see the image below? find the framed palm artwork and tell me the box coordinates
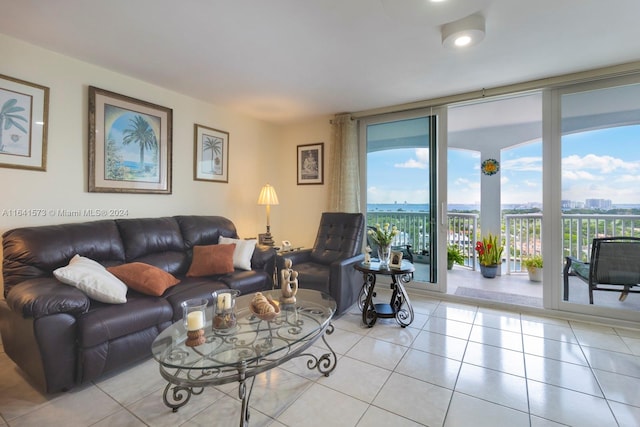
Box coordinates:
[193,124,229,183]
[0,74,49,171]
[88,86,173,194]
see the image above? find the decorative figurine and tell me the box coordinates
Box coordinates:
[280,258,299,304]
[364,245,372,265]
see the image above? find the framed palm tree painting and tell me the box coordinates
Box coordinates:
[0,74,49,171]
[88,86,172,193]
[194,124,229,183]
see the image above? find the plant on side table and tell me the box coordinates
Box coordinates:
[475,233,504,278]
[522,254,543,282]
[367,223,399,268]
[447,244,465,270]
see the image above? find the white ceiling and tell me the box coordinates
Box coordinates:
[3,0,640,124]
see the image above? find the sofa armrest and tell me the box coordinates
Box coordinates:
[278,249,312,267]
[6,278,90,319]
[251,245,276,268]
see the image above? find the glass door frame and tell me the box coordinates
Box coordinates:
[551,73,640,321]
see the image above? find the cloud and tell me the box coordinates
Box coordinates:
[394,148,428,169]
[501,156,541,172]
[562,154,639,173]
[562,170,602,181]
[395,158,427,169]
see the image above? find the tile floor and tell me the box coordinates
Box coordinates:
[2,288,640,426]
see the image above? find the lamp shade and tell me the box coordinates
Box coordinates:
[257,184,279,205]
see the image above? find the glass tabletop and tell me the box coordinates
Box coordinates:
[354,259,415,275]
[151,289,336,372]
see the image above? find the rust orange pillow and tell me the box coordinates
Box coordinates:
[186,244,236,277]
[107,262,180,296]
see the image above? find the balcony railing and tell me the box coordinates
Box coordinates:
[367,210,640,274]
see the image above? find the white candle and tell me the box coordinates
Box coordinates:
[217,294,225,311]
[186,310,204,330]
[224,294,232,310]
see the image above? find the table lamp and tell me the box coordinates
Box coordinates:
[257,184,279,246]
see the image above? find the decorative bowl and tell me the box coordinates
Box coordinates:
[250,295,281,321]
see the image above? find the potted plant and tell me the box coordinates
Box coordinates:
[522,254,543,282]
[475,233,504,278]
[447,244,465,270]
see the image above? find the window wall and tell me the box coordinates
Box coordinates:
[358,71,640,322]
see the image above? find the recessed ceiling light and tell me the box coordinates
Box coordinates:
[442,13,486,48]
[454,35,472,46]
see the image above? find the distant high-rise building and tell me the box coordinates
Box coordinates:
[585,199,612,210]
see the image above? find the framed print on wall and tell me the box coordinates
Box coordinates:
[0,74,49,171]
[194,124,229,183]
[88,86,172,194]
[297,142,324,185]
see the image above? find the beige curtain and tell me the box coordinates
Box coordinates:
[329,113,360,212]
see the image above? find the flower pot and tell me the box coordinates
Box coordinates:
[480,264,499,278]
[527,267,543,282]
[447,259,454,270]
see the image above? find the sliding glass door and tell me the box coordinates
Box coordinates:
[361,112,437,284]
[558,76,640,318]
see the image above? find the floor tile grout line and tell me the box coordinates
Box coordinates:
[518,313,534,426]
[441,307,476,425]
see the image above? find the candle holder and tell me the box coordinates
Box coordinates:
[181,298,208,347]
[212,289,240,330]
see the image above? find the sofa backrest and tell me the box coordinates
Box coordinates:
[2,220,126,296]
[115,217,187,275]
[2,215,241,297]
[175,215,239,249]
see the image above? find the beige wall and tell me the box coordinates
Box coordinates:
[0,34,334,290]
[273,117,333,249]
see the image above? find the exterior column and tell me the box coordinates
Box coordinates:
[480,152,502,274]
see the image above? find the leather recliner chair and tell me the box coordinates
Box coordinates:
[277,212,365,314]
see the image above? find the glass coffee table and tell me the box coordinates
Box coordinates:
[151,289,337,427]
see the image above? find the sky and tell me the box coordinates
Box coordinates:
[367,124,640,207]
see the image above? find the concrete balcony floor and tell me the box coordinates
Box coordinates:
[409,263,640,312]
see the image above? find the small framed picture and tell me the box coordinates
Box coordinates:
[390,251,403,269]
[0,74,49,171]
[88,86,172,194]
[297,142,324,185]
[194,124,229,183]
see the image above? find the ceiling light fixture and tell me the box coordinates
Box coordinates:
[441,13,485,49]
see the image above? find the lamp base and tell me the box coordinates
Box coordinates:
[259,232,275,246]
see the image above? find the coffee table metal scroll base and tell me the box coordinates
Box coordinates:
[159,321,337,427]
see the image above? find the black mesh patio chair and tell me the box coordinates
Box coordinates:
[563,237,640,304]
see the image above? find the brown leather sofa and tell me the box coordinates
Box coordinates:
[0,215,275,393]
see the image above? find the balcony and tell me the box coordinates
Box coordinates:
[366,210,640,310]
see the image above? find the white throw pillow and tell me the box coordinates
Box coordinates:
[54,255,128,304]
[218,237,257,270]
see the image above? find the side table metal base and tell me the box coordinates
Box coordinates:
[358,270,414,328]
